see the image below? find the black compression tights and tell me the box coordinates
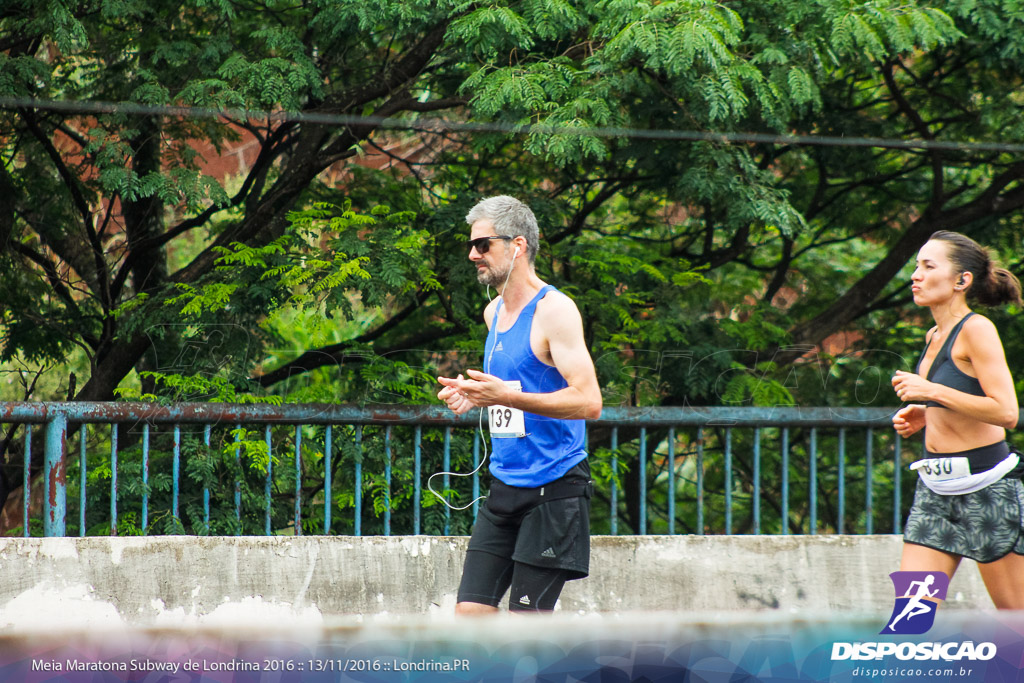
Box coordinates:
[457,550,570,612]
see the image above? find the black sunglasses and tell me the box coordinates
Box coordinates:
[464,235,514,254]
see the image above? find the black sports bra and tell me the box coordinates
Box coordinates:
[915,312,985,407]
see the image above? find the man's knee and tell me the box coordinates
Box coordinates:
[455,601,500,616]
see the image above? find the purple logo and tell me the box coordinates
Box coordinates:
[881,571,949,635]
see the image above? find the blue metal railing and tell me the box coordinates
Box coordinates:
[0,402,917,537]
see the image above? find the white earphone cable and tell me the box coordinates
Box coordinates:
[428,242,520,511]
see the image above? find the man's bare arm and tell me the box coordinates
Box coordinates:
[438,293,601,420]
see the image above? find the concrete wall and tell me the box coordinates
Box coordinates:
[0,535,992,629]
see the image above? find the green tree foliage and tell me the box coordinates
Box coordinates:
[2,0,1024,535]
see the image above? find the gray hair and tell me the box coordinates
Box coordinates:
[465,195,539,263]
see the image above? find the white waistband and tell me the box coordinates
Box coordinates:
[910,453,1019,495]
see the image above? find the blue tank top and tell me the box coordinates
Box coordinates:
[916,312,986,408]
[484,284,587,487]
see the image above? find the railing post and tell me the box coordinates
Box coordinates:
[696,427,705,535]
[610,427,619,535]
[22,426,32,537]
[893,435,902,534]
[43,413,67,537]
[639,428,647,535]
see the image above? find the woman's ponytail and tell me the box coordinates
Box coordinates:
[930,230,1022,307]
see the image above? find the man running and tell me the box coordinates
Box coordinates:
[438,195,602,614]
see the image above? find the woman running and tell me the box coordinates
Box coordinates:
[891,230,1024,608]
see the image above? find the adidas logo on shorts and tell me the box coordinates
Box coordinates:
[541,547,556,558]
[519,595,531,606]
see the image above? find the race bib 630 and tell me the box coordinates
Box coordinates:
[910,456,972,482]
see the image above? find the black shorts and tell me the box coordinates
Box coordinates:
[466,460,592,578]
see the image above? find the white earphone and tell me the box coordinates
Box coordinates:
[431,239,525,511]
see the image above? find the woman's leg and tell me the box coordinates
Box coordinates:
[899,542,961,579]
[976,553,1024,609]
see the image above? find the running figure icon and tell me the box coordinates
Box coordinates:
[888,574,939,630]
[882,570,949,635]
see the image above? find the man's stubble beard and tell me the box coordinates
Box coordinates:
[477,262,510,287]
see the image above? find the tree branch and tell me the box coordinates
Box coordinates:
[9,242,83,317]
[548,180,628,245]
[252,289,437,387]
[883,59,944,205]
[171,19,454,287]
[777,164,1024,365]
[20,110,112,311]
[762,236,794,304]
[109,121,298,302]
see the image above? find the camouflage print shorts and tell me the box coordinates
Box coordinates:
[904,477,1024,563]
